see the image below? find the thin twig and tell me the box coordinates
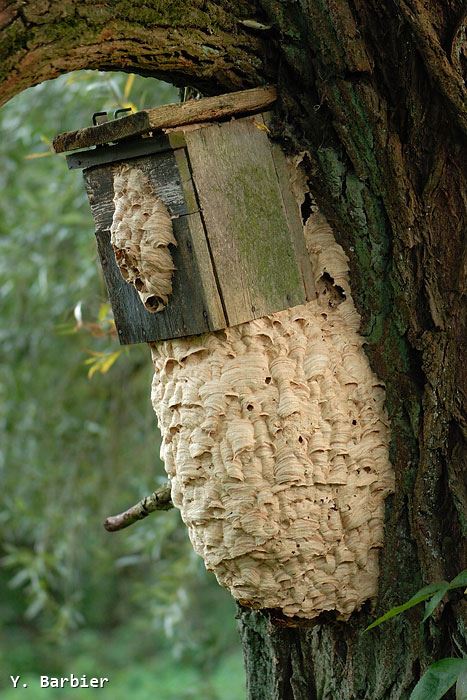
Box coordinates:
[104,483,173,532]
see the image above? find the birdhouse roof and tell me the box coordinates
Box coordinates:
[52,85,277,154]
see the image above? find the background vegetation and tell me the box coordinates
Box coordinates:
[0,71,244,699]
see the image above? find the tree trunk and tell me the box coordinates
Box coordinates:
[1,2,465,698]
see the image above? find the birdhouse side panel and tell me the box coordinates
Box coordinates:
[85,165,171,345]
[183,117,313,326]
[266,140,316,301]
[170,145,227,332]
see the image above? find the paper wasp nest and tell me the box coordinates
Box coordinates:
[110,164,176,312]
[150,197,394,620]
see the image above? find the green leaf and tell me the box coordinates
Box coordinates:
[25,592,48,620]
[449,569,467,590]
[9,568,31,589]
[406,582,449,604]
[85,350,122,378]
[423,584,450,622]
[98,302,111,322]
[457,664,467,700]
[54,322,78,335]
[365,582,446,631]
[123,74,135,100]
[410,658,467,700]
[24,151,52,160]
[99,350,121,374]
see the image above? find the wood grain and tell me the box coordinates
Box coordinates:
[183,116,308,326]
[171,141,227,331]
[53,86,277,153]
[66,132,172,170]
[53,111,150,154]
[260,114,316,301]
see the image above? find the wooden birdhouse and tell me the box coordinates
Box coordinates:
[53,87,316,344]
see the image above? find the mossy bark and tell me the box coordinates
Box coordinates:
[1,1,465,698]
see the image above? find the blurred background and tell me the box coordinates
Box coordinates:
[0,72,244,699]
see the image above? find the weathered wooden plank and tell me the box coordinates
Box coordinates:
[183,116,307,326]
[179,211,227,331]
[53,86,277,154]
[259,114,316,301]
[66,132,172,170]
[139,152,187,216]
[94,228,172,345]
[146,86,276,133]
[171,143,226,331]
[53,111,150,154]
[84,159,214,344]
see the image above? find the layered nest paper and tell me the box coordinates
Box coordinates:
[149,188,393,619]
[111,163,176,313]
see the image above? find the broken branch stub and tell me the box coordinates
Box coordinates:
[104,483,173,532]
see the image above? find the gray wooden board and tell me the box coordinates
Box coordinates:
[53,86,277,153]
[54,111,150,154]
[183,116,308,326]
[84,156,216,344]
[266,156,316,300]
[170,143,227,330]
[66,133,173,170]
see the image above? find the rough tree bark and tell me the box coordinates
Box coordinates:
[1,2,465,698]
